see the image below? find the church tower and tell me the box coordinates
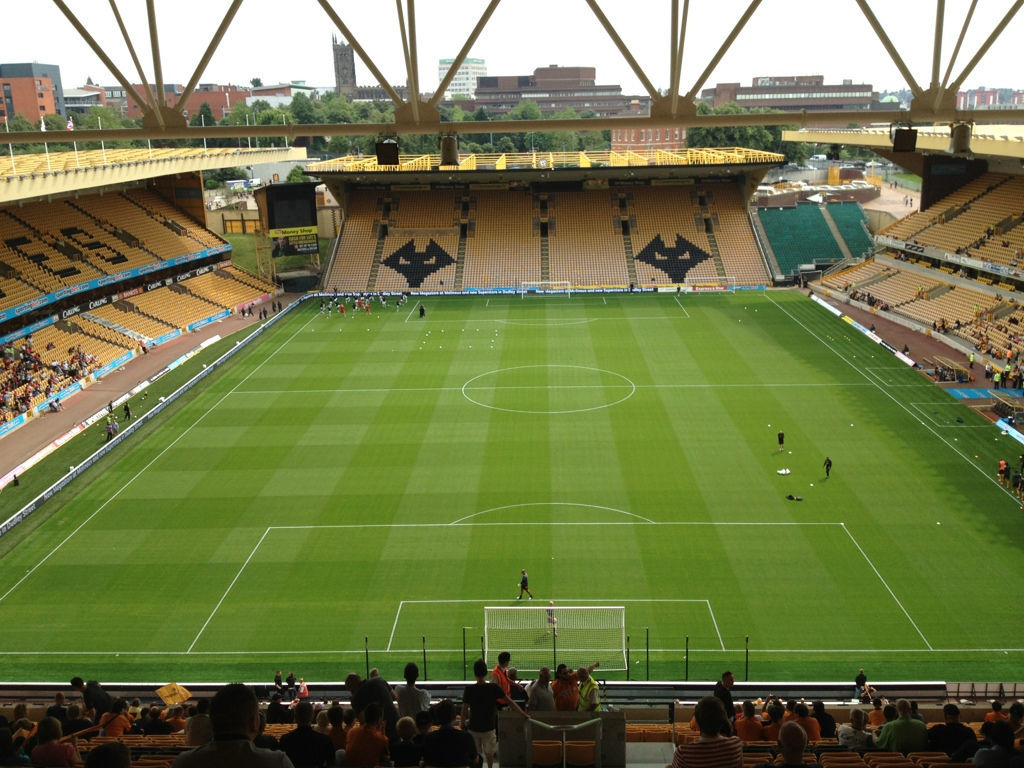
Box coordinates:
[333,36,357,99]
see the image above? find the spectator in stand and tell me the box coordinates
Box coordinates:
[422,698,479,768]
[490,651,512,705]
[171,683,293,767]
[734,701,764,742]
[973,720,1018,768]
[84,742,131,768]
[507,669,529,708]
[927,704,976,756]
[164,706,186,732]
[868,698,887,728]
[1009,702,1024,745]
[313,710,331,735]
[812,701,836,739]
[325,706,346,762]
[342,702,389,768]
[138,706,174,735]
[279,701,334,768]
[526,667,555,713]
[98,699,133,737]
[462,658,527,768]
[909,701,925,723]
[46,693,68,730]
[793,702,821,741]
[882,704,898,725]
[64,704,97,740]
[70,677,112,720]
[413,710,433,745]
[761,702,786,742]
[837,708,874,751]
[266,694,293,725]
[713,672,736,726]
[391,716,422,768]
[671,696,742,768]
[875,699,928,754]
[395,662,431,718]
[985,701,1010,723]
[576,665,601,713]
[29,717,78,767]
[552,662,599,712]
[253,712,279,752]
[184,699,212,747]
[345,672,399,743]
[768,722,819,768]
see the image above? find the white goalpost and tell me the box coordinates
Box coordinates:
[520,280,572,298]
[484,605,626,671]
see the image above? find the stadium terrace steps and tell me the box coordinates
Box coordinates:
[825,202,874,259]
[819,205,855,261]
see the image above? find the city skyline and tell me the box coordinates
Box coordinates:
[4,0,1022,103]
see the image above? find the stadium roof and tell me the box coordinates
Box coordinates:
[782,125,1024,160]
[0,146,306,204]
[4,1,1023,145]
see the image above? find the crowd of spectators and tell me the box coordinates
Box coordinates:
[2,669,1023,768]
[1,337,99,423]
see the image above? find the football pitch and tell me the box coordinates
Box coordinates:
[1,291,1021,684]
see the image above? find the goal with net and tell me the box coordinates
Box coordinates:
[484,605,626,671]
[520,280,572,298]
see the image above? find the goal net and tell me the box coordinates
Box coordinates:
[682,275,737,293]
[484,605,626,671]
[520,280,572,298]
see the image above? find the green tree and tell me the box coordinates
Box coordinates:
[286,165,310,183]
[250,77,263,88]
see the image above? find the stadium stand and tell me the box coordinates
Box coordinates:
[629,186,719,285]
[707,184,771,285]
[826,202,875,258]
[375,190,461,291]
[462,189,541,288]
[758,204,845,274]
[547,190,630,287]
[323,192,380,292]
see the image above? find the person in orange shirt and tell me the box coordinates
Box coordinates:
[552,662,599,712]
[490,652,512,705]
[734,701,764,742]
[761,702,785,742]
[343,702,390,767]
[985,701,1009,723]
[163,705,186,732]
[868,697,888,728]
[99,698,134,737]
[792,702,821,741]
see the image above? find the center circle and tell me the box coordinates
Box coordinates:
[461,364,636,414]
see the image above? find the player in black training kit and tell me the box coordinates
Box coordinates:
[517,569,533,600]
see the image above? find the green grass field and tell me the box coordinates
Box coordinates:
[1,291,1021,684]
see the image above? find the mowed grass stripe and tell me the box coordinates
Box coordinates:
[0,293,1021,681]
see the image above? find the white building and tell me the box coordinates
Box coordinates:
[438,57,486,100]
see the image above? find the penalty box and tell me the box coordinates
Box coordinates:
[185,522,923,656]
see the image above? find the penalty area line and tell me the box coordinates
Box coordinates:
[673,294,690,317]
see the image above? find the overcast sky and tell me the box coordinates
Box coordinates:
[7,0,1024,98]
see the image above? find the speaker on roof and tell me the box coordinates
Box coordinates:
[440,135,459,166]
[948,123,972,156]
[375,141,399,166]
[892,128,918,152]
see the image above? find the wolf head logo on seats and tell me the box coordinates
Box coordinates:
[382,239,456,288]
[633,234,714,283]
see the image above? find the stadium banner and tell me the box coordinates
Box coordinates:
[0,244,232,324]
[269,227,319,256]
[810,293,844,317]
[0,413,27,440]
[37,380,84,415]
[681,284,728,293]
[151,329,182,348]
[996,418,1024,447]
[188,309,230,333]
[813,293,916,366]
[0,314,57,346]
[93,351,135,380]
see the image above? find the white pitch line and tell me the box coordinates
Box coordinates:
[387,600,406,651]
[404,302,419,323]
[673,294,690,317]
[232,382,874,396]
[766,294,1017,501]
[841,523,933,651]
[705,600,725,651]
[187,527,272,653]
[0,313,319,606]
